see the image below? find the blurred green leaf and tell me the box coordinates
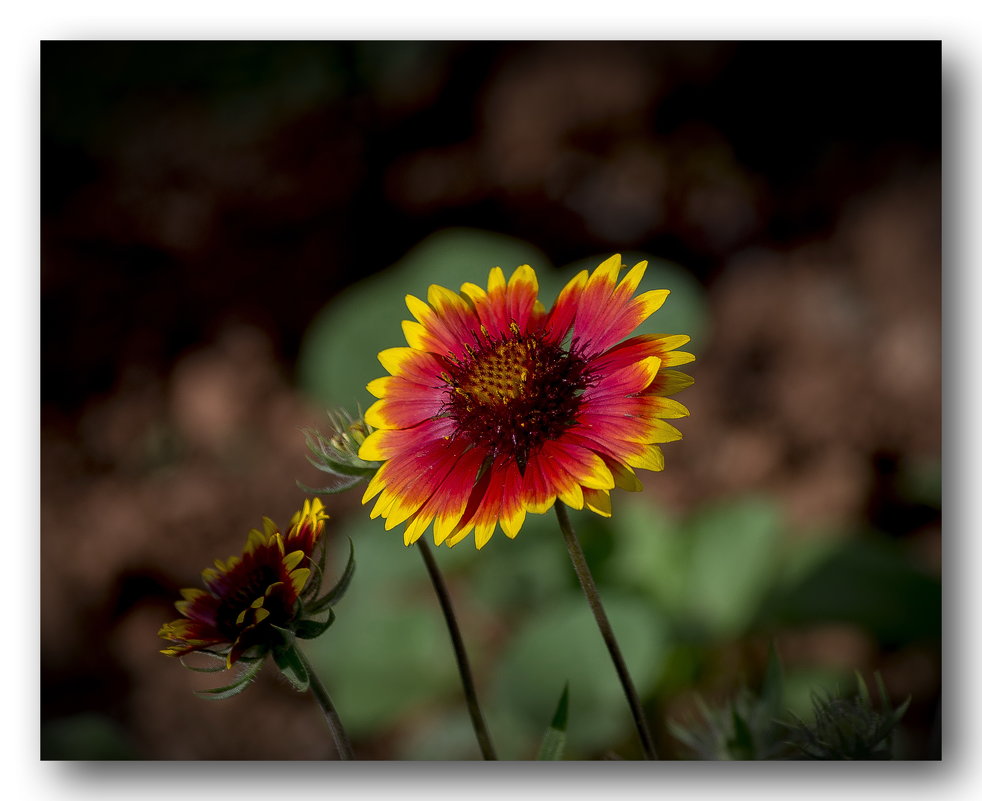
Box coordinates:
[536,683,570,760]
[781,667,852,722]
[609,494,781,640]
[686,496,781,638]
[669,679,794,761]
[727,705,756,759]
[397,709,489,760]
[492,591,668,757]
[463,511,572,613]
[760,642,784,720]
[607,497,689,612]
[304,517,459,736]
[297,228,552,408]
[773,536,941,645]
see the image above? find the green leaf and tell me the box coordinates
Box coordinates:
[300,526,333,602]
[760,642,785,719]
[493,592,668,756]
[536,683,570,760]
[295,476,365,496]
[273,645,310,692]
[775,536,942,645]
[686,496,781,638]
[303,439,379,478]
[856,671,872,707]
[179,650,232,673]
[727,706,755,760]
[307,537,356,613]
[294,608,336,640]
[873,671,911,728]
[194,656,265,701]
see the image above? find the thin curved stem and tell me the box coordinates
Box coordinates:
[293,645,355,760]
[417,538,498,760]
[555,502,658,760]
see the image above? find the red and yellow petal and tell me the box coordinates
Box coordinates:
[377,347,446,385]
[590,334,695,374]
[566,257,671,357]
[358,416,456,462]
[461,265,542,339]
[497,459,528,539]
[372,439,472,530]
[545,269,588,344]
[583,487,613,517]
[431,448,487,544]
[365,394,445,430]
[444,455,507,548]
[647,369,694,397]
[582,356,661,402]
[400,447,487,545]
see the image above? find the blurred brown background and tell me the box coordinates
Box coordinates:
[40,41,940,760]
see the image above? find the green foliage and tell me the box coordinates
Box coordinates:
[178,649,233,672]
[461,511,573,612]
[299,411,380,495]
[536,683,570,760]
[305,538,356,614]
[193,656,265,701]
[670,646,790,760]
[772,536,941,645]
[491,591,668,757]
[272,644,310,692]
[293,608,336,640]
[670,655,910,761]
[609,494,781,640]
[303,522,462,738]
[783,673,910,760]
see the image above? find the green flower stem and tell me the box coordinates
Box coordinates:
[417,538,498,760]
[292,645,355,760]
[555,501,658,760]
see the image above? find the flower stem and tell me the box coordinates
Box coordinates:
[555,501,658,760]
[292,645,355,760]
[417,538,498,760]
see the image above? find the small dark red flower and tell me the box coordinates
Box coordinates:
[159,499,331,668]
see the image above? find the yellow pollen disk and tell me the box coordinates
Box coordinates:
[455,338,534,407]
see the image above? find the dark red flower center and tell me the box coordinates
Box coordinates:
[212,561,293,638]
[440,324,592,471]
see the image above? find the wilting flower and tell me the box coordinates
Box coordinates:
[159,498,352,677]
[358,255,694,548]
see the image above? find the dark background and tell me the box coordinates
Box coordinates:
[41,41,940,760]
